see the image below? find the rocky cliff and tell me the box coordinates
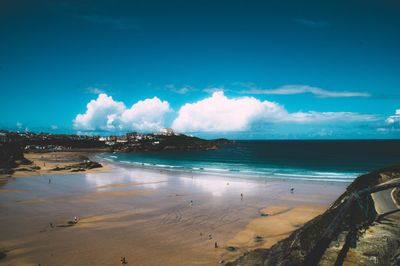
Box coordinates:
[227,164,400,266]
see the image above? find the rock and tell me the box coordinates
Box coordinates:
[226,246,238,252]
[70,168,84,172]
[16,158,33,165]
[227,164,400,266]
[0,250,5,260]
[254,236,264,243]
[52,160,102,172]
[14,168,33,172]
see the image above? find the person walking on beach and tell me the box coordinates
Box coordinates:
[240,193,243,200]
[48,178,51,184]
[215,241,218,248]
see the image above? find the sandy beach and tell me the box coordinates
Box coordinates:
[7,151,111,178]
[0,152,348,265]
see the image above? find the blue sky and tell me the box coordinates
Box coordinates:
[0,0,400,139]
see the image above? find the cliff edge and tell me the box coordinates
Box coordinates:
[227,164,400,266]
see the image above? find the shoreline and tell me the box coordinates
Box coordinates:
[0,152,347,265]
[95,153,358,186]
[3,149,358,186]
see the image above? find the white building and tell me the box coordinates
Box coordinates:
[158,128,175,136]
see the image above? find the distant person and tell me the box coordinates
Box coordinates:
[215,241,218,248]
[241,193,243,200]
[209,234,212,240]
[189,200,193,207]
[74,216,78,223]
[290,188,294,193]
[48,179,51,184]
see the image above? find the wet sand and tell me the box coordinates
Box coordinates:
[0,160,347,265]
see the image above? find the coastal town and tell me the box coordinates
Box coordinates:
[0,128,229,151]
[0,128,230,175]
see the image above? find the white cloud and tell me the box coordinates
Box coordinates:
[120,97,171,131]
[203,87,225,94]
[172,91,285,132]
[386,109,400,125]
[73,94,126,131]
[74,91,378,134]
[166,84,194,94]
[242,84,370,98]
[73,93,171,132]
[87,87,105,94]
[287,111,376,123]
[172,91,377,132]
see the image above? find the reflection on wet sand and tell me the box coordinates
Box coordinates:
[0,163,347,266]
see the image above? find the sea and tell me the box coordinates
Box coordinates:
[98,140,400,183]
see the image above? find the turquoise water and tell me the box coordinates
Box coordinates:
[98,140,400,183]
